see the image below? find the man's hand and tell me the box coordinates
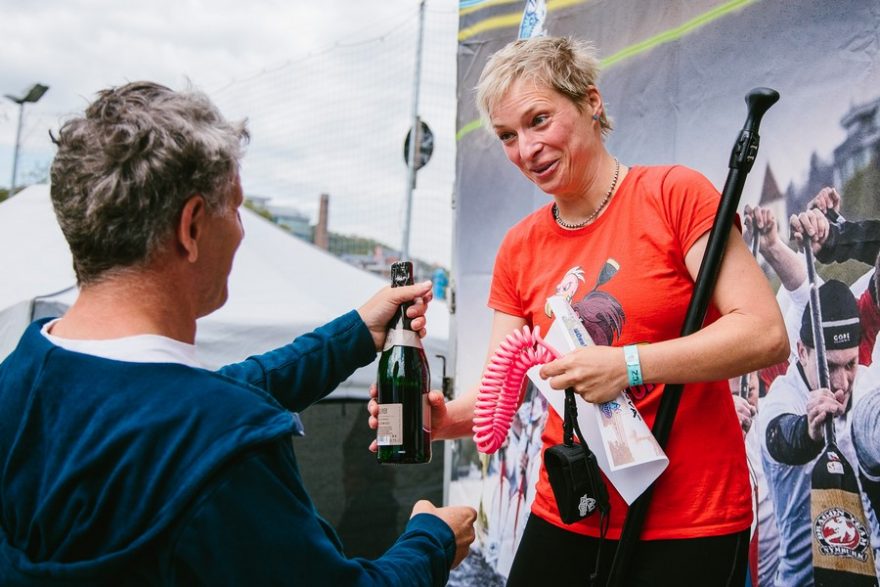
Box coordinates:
[790,208,831,253]
[731,393,756,435]
[367,385,449,451]
[807,186,841,216]
[743,204,780,254]
[410,500,477,569]
[357,281,433,351]
[806,387,846,442]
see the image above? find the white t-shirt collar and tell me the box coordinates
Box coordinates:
[41,319,203,368]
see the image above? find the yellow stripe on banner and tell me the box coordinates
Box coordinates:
[602,0,758,67]
[460,0,523,18]
[456,119,484,142]
[458,12,523,41]
[457,0,760,140]
[458,0,587,42]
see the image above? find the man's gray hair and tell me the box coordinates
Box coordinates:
[50,81,249,285]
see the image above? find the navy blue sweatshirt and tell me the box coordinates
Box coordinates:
[0,311,454,586]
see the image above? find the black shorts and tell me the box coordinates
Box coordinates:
[506,514,749,587]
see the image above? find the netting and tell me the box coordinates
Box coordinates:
[211,2,457,267]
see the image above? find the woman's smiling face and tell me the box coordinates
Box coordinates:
[490,78,601,198]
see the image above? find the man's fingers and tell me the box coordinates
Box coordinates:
[406,293,432,317]
[411,499,435,517]
[408,316,427,334]
[390,281,432,305]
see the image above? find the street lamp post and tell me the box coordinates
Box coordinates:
[5,83,49,196]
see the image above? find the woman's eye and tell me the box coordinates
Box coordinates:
[532,114,548,126]
[498,132,515,143]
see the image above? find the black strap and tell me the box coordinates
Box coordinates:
[562,387,577,446]
[563,387,610,585]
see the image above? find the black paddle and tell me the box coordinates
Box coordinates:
[606,87,779,586]
[805,245,877,586]
[740,229,761,399]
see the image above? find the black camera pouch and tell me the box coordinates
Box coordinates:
[544,388,610,525]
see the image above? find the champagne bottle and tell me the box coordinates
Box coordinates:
[376,261,431,464]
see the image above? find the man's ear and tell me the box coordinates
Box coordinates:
[796,340,810,367]
[178,194,207,263]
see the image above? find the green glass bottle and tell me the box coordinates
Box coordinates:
[376,261,431,464]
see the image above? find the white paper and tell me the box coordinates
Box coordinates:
[529,296,668,504]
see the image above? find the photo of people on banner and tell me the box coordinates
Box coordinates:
[456,114,880,587]
[745,185,880,586]
[447,1,880,586]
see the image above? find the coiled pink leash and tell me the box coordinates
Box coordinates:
[473,325,561,454]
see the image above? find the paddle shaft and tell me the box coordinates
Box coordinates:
[606,87,779,586]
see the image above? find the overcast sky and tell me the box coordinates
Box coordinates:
[0,0,459,265]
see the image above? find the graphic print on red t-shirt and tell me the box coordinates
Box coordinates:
[546,261,657,400]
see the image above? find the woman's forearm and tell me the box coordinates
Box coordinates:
[435,387,478,440]
[636,308,789,385]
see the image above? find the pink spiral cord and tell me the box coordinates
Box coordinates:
[472,325,562,454]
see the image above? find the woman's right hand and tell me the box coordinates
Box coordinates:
[367,384,452,452]
[538,344,630,405]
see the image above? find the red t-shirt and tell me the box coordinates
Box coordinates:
[488,165,751,540]
[859,286,879,366]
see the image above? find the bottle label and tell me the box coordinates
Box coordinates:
[383,323,423,351]
[377,403,403,446]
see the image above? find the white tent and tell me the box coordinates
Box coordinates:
[0,184,449,397]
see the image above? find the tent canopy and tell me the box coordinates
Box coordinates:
[0,184,449,397]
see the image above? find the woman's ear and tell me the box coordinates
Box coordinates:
[177,194,206,263]
[587,86,603,120]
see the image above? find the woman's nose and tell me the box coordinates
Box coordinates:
[519,133,541,160]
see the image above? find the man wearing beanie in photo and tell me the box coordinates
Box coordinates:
[757,279,873,586]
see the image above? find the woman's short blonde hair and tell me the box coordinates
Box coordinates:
[476,36,613,135]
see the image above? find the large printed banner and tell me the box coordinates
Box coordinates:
[449,1,880,585]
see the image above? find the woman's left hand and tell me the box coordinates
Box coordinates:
[538,345,629,404]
